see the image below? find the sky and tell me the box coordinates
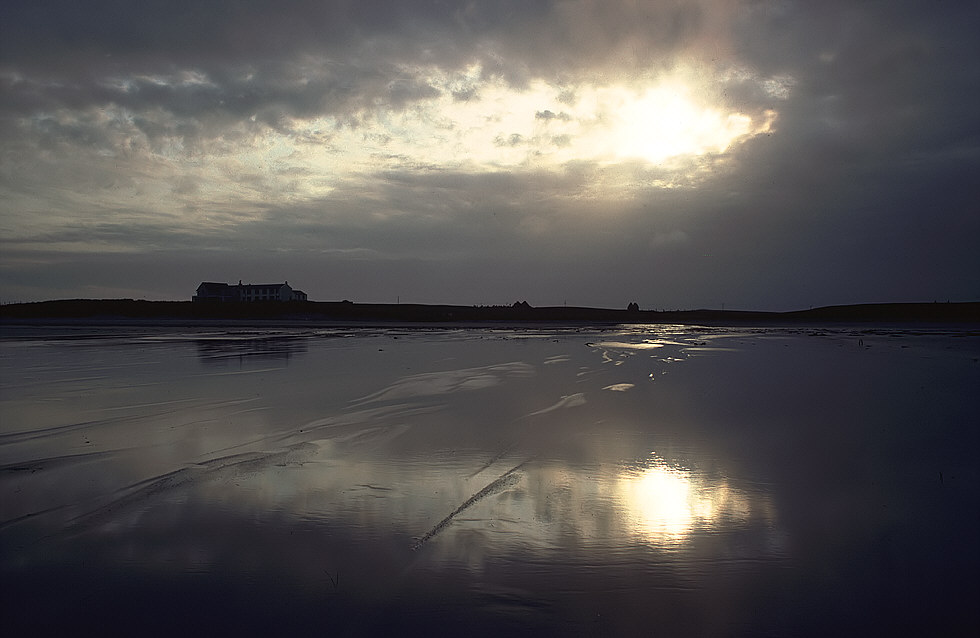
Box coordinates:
[1,1,978,310]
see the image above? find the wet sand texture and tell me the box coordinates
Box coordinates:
[2,324,978,635]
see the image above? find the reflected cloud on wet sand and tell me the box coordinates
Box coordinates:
[2,324,977,635]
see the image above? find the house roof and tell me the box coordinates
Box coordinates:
[197,282,231,293]
[196,281,298,295]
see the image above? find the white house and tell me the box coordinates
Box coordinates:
[193,281,308,302]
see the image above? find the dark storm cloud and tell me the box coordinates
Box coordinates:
[3,3,413,130]
[0,0,727,120]
[742,1,980,163]
[730,2,980,305]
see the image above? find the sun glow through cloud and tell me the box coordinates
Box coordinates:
[279,66,781,183]
[0,60,787,261]
[1,50,791,265]
[605,86,759,163]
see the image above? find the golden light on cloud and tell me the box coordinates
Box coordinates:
[604,86,757,163]
[6,62,788,248]
[284,64,784,183]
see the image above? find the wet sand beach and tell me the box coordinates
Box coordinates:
[2,324,978,635]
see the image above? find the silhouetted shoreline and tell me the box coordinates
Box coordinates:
[2,299,978,325]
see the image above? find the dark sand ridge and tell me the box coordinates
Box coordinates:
[3,299,979,324]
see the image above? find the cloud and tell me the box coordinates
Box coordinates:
[649,230,689,248]
[1,1,978,307]
[535,110,570,121]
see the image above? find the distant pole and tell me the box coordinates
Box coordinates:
[397,295,400,304]
[721,302,725,312]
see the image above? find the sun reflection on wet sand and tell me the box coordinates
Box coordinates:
[616,456,759,547]
[619,459,698,544]
[4,324,977,635]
